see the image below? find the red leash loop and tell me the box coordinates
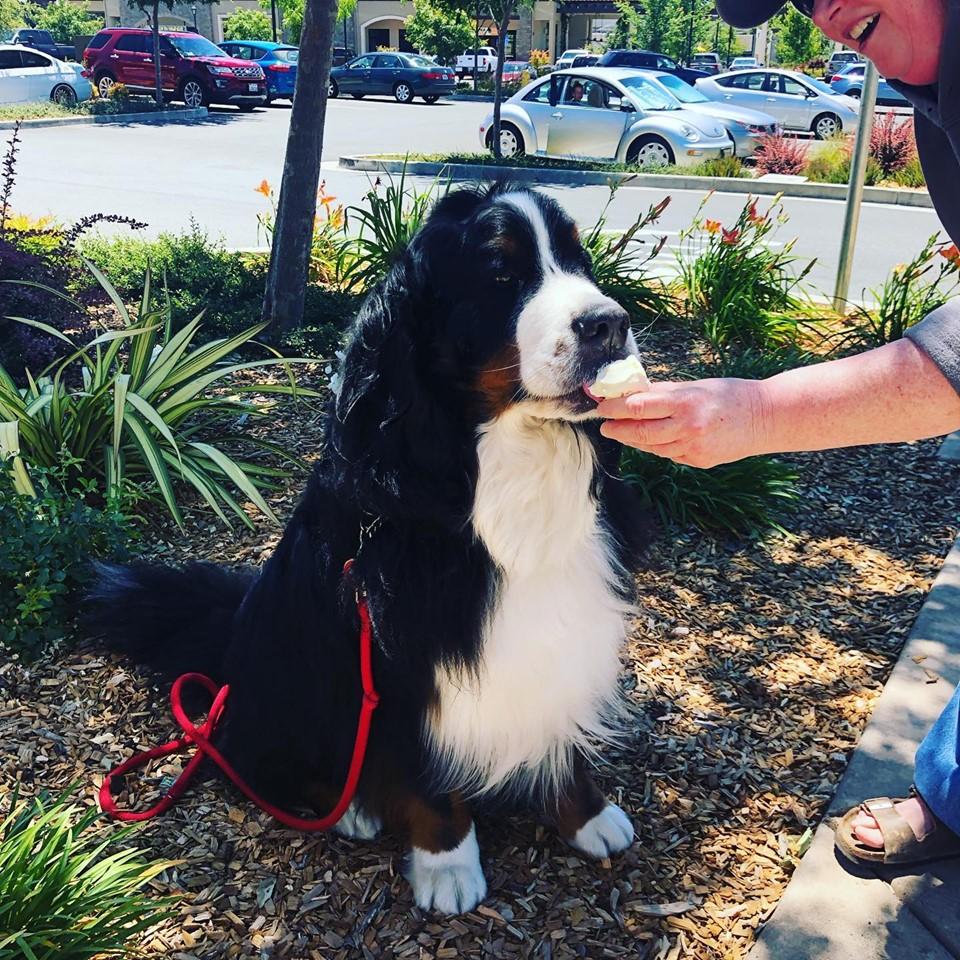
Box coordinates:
[99,562,379,831]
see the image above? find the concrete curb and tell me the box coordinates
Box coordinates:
[0,107,208,130]
[339,154,933,208]
[748,534,960,959]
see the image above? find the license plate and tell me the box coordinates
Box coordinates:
[249,83,259,92]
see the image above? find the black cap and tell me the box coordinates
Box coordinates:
[716,0,787,28]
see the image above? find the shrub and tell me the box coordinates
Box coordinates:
[223,8,273,40]
[285,287,363,359]
[803,136,883,186]
[677,195,815,360]
[842,234,960,347]
[621,448,798,536]
[1,266,318,529]
[870,111,916,178]
[337,167,448,292]
[698,154,748,178]
[755,132,809,176]
[80,222,267,337]
[0,788,175,958]
[894,154,926,188]
[529,49,550,69]
[580,188,674,324]
[0,457,132,659]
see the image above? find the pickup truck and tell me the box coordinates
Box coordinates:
[10,29,75,61]
[455,47,498,77]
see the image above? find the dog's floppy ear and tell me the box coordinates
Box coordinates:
[329,189,487,526]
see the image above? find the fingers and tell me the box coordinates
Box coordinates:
[595,384,683,421]
[599,416,684,448]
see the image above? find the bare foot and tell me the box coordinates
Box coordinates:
[851,796,935,849]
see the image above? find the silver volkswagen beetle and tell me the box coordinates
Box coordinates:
[479,67,734,168]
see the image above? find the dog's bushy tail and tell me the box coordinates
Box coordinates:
[86,562,257,682]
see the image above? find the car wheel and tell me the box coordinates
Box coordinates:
[179,77,207,109]
[847,88,861,98]
[51,84,77,107]
[329,79,339,98]
[812,112,841,139]
[351,92,365,99]
[627,135,674,169]
[424,94,440,104]
[487,122,525,158]
[393,82,413,103]
[95,72,115,98]
[237,103,256,112]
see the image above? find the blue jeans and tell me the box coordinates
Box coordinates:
[915,681,960,836]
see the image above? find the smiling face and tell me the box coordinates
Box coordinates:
[811,0,946,85]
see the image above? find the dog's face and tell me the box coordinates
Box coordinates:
[416,187,638,422]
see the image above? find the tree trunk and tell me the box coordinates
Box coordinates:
[490,5,511,159]
[261,0,338,335]
[152,0,162,104]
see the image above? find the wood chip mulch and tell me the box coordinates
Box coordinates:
[2,335,959,960]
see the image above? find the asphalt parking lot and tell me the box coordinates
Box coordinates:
[8,97,944,300]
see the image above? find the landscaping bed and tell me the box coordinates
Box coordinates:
[1,348,957,959]
[0,88,198,123]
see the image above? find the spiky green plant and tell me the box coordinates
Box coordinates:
[621,448,798,537]
[0,788,176,959]
[0,263,320,529]
[581,188,675,325]
[337,165,449,292]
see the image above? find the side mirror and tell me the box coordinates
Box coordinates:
[619,99,634,112]
[805,89,817,98]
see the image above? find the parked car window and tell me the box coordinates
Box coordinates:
[655,56,676,70]
[348,55,374,70]
[561,77,607,107]
[0,49,21,69]
[523,79,553,103]
[274,48,298,62]
[20,50,50,68]
[86,32,110,50]
[403,54,434,68]
[619,74,678,110]
[780,75,807,96]
[230,44,255,60]
[373,54,400,68]
[803,75,837,94]
[720,71,766,90]
[114,34,148,53]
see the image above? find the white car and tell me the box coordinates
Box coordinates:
[479,68,734,169]
[0,43,92,106]
[729,56,760,69]
[696,67,859,139]
[555,48,589,69]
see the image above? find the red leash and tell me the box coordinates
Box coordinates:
[99,561,380,831]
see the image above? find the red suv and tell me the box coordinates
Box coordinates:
[82,28,266,110]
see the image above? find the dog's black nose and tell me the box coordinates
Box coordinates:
[572,306,630,359]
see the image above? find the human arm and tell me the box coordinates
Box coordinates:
[598,332,960,468]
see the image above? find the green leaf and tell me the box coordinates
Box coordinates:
[189,441,279,524]
[122,412,184,528]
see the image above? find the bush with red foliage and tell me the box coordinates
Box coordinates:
[754,133,809,176]
[869,111,917,178]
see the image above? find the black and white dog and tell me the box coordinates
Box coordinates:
[89,184,649,915]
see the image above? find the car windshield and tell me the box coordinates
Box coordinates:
[655,71,708,103]
[17,30,47,40]
[274,47,298,62]
[732,58,756,67]
[168,35,227,58]
[618,75,678,110]
[800,74,835,95]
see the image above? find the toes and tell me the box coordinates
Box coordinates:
[406,823,487,915]
[852,823,885,848]
[569,803,634,859]
[333,800,383,840]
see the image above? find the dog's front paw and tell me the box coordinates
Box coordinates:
[569,802,634,859]
[334,800,382,840]
[406,823,487,914]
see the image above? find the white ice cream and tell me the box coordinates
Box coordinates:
[589,356,650,399]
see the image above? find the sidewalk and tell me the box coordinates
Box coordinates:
[748,438,960,959]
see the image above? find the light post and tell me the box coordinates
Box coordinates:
[190,3,197,32]
[833,60,879,311]
[685,0,696,63]
[270,0,279,42]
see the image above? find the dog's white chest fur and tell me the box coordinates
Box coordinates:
[426,410,629,795]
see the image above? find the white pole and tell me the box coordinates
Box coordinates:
[833,59,879,312]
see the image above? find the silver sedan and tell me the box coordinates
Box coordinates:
[695,68,859,139]
[638,70,779,156]
[479,67,733,169]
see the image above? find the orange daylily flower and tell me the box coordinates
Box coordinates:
[940,243,960,265]
[722,227,741,245]
[255,179,272,197]
[705,219,721,235]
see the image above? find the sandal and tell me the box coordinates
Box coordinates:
[835,790,960,866]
